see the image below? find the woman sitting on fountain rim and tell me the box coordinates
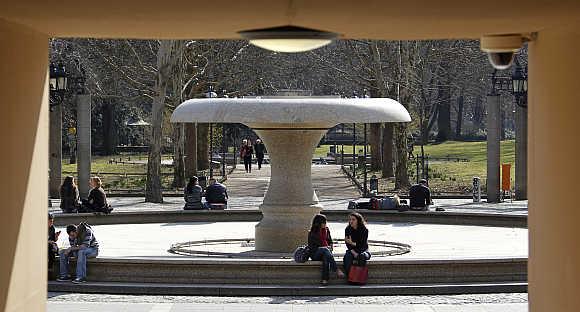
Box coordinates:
[184,176,203,210]
[343,212,371,276]
[308,214,345,285]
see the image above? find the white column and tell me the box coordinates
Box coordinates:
[486,94,501,203]
[76,94,91,198]
[253,129,327,252]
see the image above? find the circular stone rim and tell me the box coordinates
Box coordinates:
[170,98,411,125]
[168,238,411,259]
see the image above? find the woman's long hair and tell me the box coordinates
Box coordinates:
[186,176,198,193]
[349,212,367,230]
[310,214,327,232]
[61,176,77,197]
[91,176,102,188]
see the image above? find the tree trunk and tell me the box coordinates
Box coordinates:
[172,124,185,188]
[369,41,392,173]
[369,123,381,171]
[455,94,464,139]
[184,123,198,178]
[101,100,117,155]
[436,84,452,142]
[146,40,177,203]
[394,41,411,190]
[381,124,394,177]
[394,122,410,190]
[197,123,209,171]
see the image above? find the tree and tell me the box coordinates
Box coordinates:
[145,40,181,203]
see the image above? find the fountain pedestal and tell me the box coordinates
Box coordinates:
[252,128,327,251]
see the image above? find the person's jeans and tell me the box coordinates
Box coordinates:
[343,249,371,275]
[311,247,337,281]
[59,247,99,279]
[243,156,252,172]
[256,154,264,169]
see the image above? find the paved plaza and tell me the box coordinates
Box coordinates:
[51,221,527,260]
[49,165,528,215]
[47,293,528,311]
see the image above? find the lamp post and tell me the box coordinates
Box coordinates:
[221,90,228,177]
[512,61,528,199]
[48,63,67,198]
[49,63,68,109]
[207,86,217,178]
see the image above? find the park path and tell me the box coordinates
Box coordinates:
[223,164,360,210]
[48,164,528,215]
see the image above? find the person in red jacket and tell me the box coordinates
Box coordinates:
[307,214,344,285]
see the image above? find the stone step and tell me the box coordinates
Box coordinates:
[53,209,527,227]
[52,257,527,286]
[48,280,527,296]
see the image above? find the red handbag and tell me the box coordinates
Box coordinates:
[348,263,368,285]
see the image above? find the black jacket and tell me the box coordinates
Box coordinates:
[307,227,333,255]
[254,143,266,156]
[87,187,108,211]
[60,186,80,212]
[345,225,369,254]
[409,184,431,208]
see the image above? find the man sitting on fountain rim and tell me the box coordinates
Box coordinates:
[204,178,228,209]
[409,179,433,211]
[56,222,99,283]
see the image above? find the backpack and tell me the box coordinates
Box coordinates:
[293,245,311,263]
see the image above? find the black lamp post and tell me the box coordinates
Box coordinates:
[49,63,68,111]
[207,86,217,178]
[221,89,228,177]
[512,62,528,108]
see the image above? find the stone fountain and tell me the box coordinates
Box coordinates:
[171,97,410,252]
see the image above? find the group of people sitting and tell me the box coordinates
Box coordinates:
[60,176,112,214]
[307,212,370,285]
[184,176,229,210]
[48,213,99,283]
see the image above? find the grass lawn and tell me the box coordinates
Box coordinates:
[317,140,516,194]
[418,140,515,193]
[61,154,175,190]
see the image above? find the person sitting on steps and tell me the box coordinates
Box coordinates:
[343,212,371,276]
[60,176,80,213]
[308,214,345,286]
[80,177,112,214]
[184,176,204,210]
[56,222,99,284]
[204,178,228,209]
[409,179,433,211]
[48,213,60,279]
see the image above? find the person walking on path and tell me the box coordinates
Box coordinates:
[60,176,80,213]
[343,212,371,276]
[308,214,345,285]
[254,139,266,170]
[240,139,254,173]
[57,222,99,283]
[184,176,204,210]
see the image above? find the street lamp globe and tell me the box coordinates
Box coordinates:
[512,63,527,96]
[49,63,68,91]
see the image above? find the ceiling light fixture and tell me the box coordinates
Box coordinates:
[238,25,338,53]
